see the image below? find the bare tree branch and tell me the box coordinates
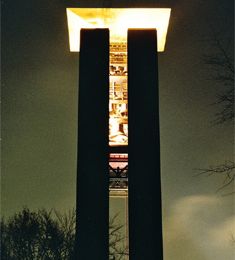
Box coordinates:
[1,209,129,259]
[203,33,234,124]
[195,161,235,193]
[197,32,234,196]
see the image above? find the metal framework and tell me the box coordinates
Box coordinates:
[109,165,128,189]
[109,153,128,189]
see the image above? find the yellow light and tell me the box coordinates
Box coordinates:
[66,8,171,52]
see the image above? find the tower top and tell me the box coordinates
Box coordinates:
[66,8,171,52]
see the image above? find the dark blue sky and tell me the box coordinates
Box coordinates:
[2,0,234,258]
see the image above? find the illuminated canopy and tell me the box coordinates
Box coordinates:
[66,8,171,52]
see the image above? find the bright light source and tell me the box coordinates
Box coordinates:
[66,8,171,52]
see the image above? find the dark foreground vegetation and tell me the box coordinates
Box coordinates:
[0,208,128,260]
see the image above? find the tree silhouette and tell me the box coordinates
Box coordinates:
[109,214,128,260]
[198,32,234,194]
[1,208,128,260]
[203,33,234,125]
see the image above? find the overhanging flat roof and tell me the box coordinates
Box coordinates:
[66,8,171,52]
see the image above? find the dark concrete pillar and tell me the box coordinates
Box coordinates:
[128,29,163,260]
[75,29,109,260]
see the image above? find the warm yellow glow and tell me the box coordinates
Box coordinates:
[66,8,171,52]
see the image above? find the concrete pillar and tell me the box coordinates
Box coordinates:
[128,29,163,260]
[75,29,109,260]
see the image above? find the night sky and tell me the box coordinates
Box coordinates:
[2,0,234,259]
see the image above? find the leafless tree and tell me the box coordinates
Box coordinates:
[109,214,129,260]
[203,32,234,125]
[197,32,234,194]
[0,208,128,259]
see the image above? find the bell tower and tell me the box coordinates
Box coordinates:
[66,7,171,259]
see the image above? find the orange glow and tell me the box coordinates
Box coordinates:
[109,43,128,146]
[66,8,171,146]
[66,8,171,52]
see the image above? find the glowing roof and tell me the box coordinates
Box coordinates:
[66,8,171,52]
